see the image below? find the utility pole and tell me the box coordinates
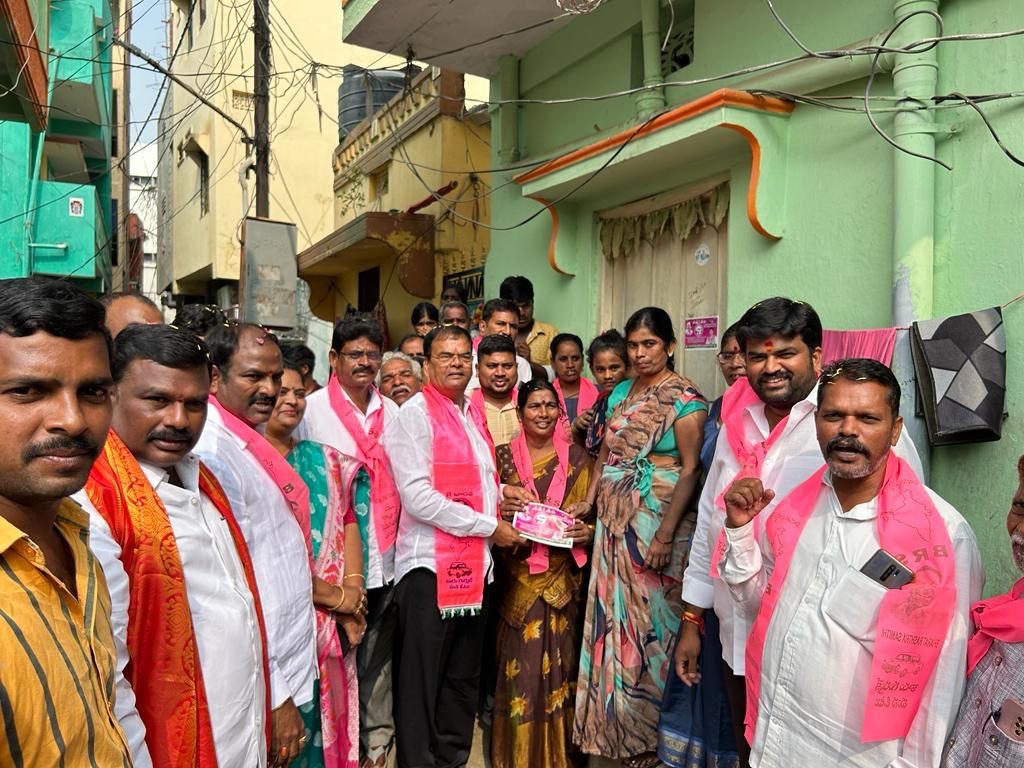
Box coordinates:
[253,0,271,217]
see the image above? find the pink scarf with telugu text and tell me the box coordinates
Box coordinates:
[211,397,312,548]
[966,575,1024,676]
[709,378,790,577]
[327,379,400,554]
[509,429,587,575]
[744,457,956,744]
[422,383,496,618]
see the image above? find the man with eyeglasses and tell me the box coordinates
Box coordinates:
[298,317,402,768]
[384,325,525,768]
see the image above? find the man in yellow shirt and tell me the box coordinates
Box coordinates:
[0,277,136,767]
[499,275,558,370]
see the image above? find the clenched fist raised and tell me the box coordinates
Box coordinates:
[723,477,775,529]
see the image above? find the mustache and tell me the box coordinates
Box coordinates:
[148,427,194,444]
[827,436,869,456]
[248,393,277,408]
[352,366,374,377]
[1012,532,1024,547]
[759,370,792,384]
[23,435,100,462]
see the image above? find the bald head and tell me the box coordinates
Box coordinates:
[104,294,164,338]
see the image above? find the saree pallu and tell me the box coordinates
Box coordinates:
[491,444,592,768]
[574,376,706,759]
[289,440,364,768]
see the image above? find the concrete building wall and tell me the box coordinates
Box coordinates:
[161,0,408,299]
[481,0,1024,593]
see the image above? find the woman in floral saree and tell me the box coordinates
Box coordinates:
[573,307,707,768]
[491,379,594,768]
[265,364,367,768]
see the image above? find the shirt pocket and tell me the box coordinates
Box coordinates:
[978,716,1024,768]
[822,564,888,653]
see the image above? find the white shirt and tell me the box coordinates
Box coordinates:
[383,391,500,584]
[466,354,534,390]
[682,384,924,673]
[298,385,398,589]
[76,455,267,768]
[194,406,318,708]
[720,473,983,768]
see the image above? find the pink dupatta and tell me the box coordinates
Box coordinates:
[508,429,587,575]
[709,378,789,577]
[554,376,599,439]
[210,397,311,543]
[744,457,956,744]
[326,379,400,553]
[422,383,496,618]
[966,575,1024,676]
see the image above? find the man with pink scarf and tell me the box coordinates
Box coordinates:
[719,359,982,767]
[943,455,1024,767]
[384,325,525,768]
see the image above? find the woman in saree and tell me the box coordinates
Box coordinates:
[491,379,595,768]
[265,363,368,768]
[573,307,707,768]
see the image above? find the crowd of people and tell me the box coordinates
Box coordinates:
[0,273,1021,768]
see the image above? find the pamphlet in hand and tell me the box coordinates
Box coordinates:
[513,502,575,548]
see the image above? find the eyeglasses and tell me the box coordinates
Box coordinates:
[717,352,744,364]
[432,352,474,365]
[340,350,383,362]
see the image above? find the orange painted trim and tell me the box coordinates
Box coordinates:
[720,122,780,241]
[528,195,574,276]
[513,89,793,187]
[0,0,49,129]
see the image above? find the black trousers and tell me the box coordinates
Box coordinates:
[393,568,486,768]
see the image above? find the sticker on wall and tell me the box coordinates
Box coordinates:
[68,198,84,217]
[684,315,719,348]
[694,243,711,267]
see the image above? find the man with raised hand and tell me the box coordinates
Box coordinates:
[677,298,923,765]
[720,359,981,766]
[299,316,402,768]
[0,277,136,766]
[193,322,317,768]
[79,323,270,767]
[385,325,525,768]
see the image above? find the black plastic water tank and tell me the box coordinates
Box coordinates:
[337,66,421,143]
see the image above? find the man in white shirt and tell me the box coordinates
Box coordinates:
[384,325,524,768]
[467,298,533,389]
[719,358,982,767]
[298,317,402,768]
[77,324,268,768]
[193,322,317,767]
[677,298,923,765]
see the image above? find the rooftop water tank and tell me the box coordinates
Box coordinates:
[337,65,421,144]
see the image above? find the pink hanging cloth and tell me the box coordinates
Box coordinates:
[821,328,898,367]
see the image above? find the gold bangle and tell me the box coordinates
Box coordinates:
[343,573,365,582]
[332,586,347,612]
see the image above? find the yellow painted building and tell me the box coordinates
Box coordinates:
[299,67,491,344]
[157,0,409,301]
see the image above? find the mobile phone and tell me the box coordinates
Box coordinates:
[859,549,915,589]
[995,699,1024,744]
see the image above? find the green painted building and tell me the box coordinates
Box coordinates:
[346,0,1023,593]
[0,0,114,292]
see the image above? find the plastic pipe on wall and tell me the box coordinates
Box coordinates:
[636,0,667,119]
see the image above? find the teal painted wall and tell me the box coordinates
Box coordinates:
[486,0,1024,594]
[0,0,113,288]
